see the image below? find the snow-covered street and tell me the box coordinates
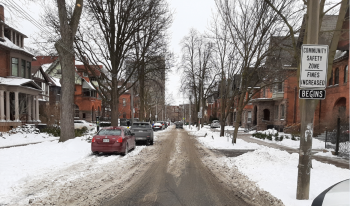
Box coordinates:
[0,125,349,206]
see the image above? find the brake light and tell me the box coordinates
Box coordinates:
[162,124,164,125]
[92,137,96,143]
[117,137,123,143]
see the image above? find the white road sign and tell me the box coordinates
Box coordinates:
[300,45,329,89]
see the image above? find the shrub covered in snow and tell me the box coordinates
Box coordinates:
[252,132,299,142]
[9,125,40,135]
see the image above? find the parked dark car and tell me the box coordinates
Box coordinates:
[131,122,154,145]
[175,121,183,129]
[91,127,135,155]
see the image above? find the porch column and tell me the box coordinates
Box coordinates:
[0,90,4,121]
[27,95,32,122]
[32,95,36,122]
[36,95,40,122]
[15,91,19,121]
[6,91,10,121]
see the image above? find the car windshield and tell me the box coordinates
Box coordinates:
[97,129,121,136]
[213,120,219,123]
[132,123,151,128]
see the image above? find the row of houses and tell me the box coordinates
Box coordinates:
[206,13,349,135]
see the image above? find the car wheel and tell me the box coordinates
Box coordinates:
[92,151,99,155]
[122,144,129,156]
[150,139,154,145]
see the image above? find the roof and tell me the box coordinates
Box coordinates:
[0,77,41,90]
[50,77,61,87]
[32,56,59,67]
[0,37,34,57]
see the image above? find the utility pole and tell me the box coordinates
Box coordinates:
[296,0,319,200]
[189,95,192,127]
[183,101,185,124]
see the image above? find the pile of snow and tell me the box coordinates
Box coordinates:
[0,137,91,197]
[249,129,326,149]
[224,147,349,206]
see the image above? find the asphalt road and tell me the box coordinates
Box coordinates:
[102,128,252,206]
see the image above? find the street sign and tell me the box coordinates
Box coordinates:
[198,112,202,118]
[299,89,326,99]
[300,45,329,89]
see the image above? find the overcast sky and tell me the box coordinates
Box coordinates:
[3,0,216,106]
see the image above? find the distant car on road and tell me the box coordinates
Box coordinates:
[210,120,220,128]
[91,126,136,155]
[153,122,163,131]
[131,122,154,145]
[156,121,167,129]
[175,121,183,129]
[74,120,95,130]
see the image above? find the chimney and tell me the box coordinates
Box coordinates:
[0,5,4,22]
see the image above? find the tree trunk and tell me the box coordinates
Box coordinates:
[57,46,75,142]
[232,92,245,144]
[55,0,83,142]
[111,78,119,126]
[139,65,145,121]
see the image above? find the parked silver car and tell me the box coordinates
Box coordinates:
[131,122,154,145]
[210,120,220,128]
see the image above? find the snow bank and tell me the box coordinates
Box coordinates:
[0,137,91,197]
[224,147,350,206]
[0,132,59,147]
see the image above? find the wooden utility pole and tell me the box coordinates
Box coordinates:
[296,0,319,200]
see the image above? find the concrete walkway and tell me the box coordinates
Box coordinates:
[220,130,349,170]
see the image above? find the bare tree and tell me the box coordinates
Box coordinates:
[215,0,299,143]
[74,0,172,126]
[180,29,219,128]
[55,0,83,142]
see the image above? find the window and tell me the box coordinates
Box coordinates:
[344,65,348,83]
[21,60,26,78]
[280,104,285,119]
[11,58,18,76]
[277,82,283,92]
[274,105,279,119]
[83,113,86,119]
[27,61,31,79]
[74,105,80,118]
[123,98,126,106]
[263,109,270,121]
[247,111,252,123]
[262,88,266,98]
[335,68,339,85]
[329,71,333,86]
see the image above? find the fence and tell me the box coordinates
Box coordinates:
[325,118,349,159]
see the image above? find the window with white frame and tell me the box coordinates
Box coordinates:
[280,104,285,119]
[247,111,252,123]
[123,98,126,106]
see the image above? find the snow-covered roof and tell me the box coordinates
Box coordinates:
[0,77,41,90]
[334,50,348,61]
[0,37,34,57]
[82,79,96,90]
[50,77,61,87]
[41,63,52,72]
[0,77,33,86]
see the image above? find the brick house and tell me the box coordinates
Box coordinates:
[238,14,349,135]
[0,5,43,131]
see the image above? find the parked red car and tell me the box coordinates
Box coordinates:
[91,127,136,155]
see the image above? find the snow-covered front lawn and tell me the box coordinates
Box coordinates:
[188,126,350,206]
[0,132,59,147]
